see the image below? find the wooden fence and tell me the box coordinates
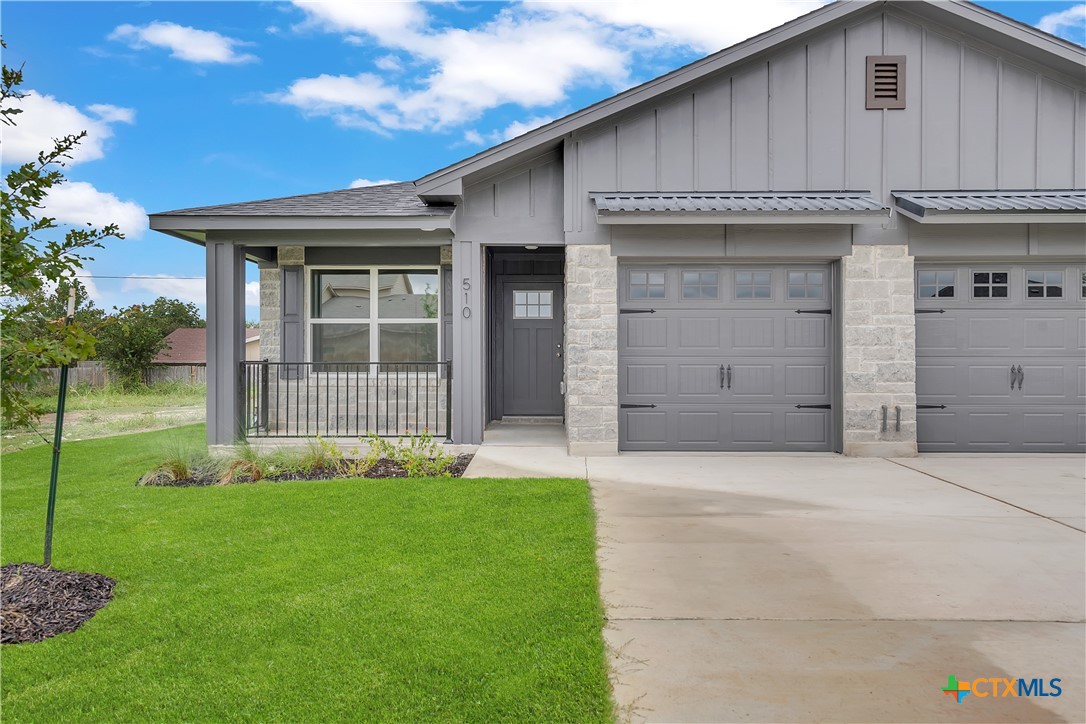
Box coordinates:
[37,361,206,388]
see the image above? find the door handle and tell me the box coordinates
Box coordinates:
[1016,365,1024,390]
[556,343,562,359]
[719,364,725,389]
[1010,365,1017,390]
[726,365,732,390]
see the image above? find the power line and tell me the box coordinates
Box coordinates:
[73,275,205,280]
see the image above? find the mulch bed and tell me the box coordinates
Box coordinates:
[1,563,116,645]
[142,454,474,487]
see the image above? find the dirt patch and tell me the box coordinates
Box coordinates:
[141,454,475,487]
[1,563,116,644]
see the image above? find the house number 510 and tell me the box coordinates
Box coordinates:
[461,278,471,318]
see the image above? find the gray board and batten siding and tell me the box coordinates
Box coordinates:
[555,5,1085,245]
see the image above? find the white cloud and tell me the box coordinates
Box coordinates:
[3,92,135,165]
[43,181,148,239]
[116,278,258,307]
[462,129,485,146]
[499,115,556,141]
[374,54,403,72]
[276,4,628,132]
[277,0,827,136]
[87,104,136,124]
[349,178,400,188]
[109,21,258,64]
[545,1,828,55]
[122,275,204,304]
[1037,4,1086,43]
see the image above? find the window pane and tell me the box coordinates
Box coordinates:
[514,292,526,304]
[379,324,437,362]
[1047,271,1062,286]
[682,285,698,299]
[377,270,439,319]
[630,286,647,299]
[648,272,665,285]
[975,287,990,298]
[648,286,665,298]
[736,286,752,299]
[810,284,824,298]
[753,271,771,285]
[1027,271,1044,284]
[702,272,719,285]
[539,304,552,317]
[515,304,527,317]
[1048,286,1062,298]
[992,272,1008,284]
[788,285,806,299]
[1028,286,1044,298]
[736,271,752,285]
[936,284,953,298]
[992,286,1008,298]
[789,271,806,284]
[314,272,370,319]
[974,272,989,284]
[683,272,699,285]
[313,324,370,363]
[754,286,771,298]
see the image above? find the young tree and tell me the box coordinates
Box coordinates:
[0,42,123,426]
[142,297,205,335]
[94,305,170,389]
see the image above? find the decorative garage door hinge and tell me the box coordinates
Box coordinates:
[916,404,947,409]
[620,403,658,409]
[794,308,832,314]
[914,309,946,314]
[794,404,831,409]
[619,308,656,314]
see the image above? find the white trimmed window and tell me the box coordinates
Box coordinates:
[310,268,439,364]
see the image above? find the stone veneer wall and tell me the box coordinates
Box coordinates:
[564,244,619,455]
[841,244,918,457]
[257,246,304,364]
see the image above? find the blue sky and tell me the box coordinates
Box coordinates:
[3,0,1083,321]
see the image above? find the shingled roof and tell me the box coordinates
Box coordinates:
[154,182,452,217]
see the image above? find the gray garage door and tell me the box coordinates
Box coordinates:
[619,264,833,451]
[916,264,1086,452]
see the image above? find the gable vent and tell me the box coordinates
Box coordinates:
[866,55,906,110]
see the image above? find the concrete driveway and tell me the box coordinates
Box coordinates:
[466,440,1085,722]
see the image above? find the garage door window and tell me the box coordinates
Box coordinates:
[1026,271,1062,298]
[917,270,955,298]
[735,271,772,299]
[681,271,719,299]
[787,271,825,299]
[972,271,1008,299]
[629,271,665,299]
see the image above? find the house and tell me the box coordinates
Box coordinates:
[154,328,207,365]
[150,0,1085,455]
[154,327,260,363]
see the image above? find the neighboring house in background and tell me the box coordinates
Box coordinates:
[150,0,1085,455]
[155,327,259,362]
[154,328,207,365]
[245,331,261,361]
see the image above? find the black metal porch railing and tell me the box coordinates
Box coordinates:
[241,360,452,441]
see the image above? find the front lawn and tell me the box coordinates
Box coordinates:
[0,425,611,722]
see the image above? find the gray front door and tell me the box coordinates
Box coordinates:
[916,264,1085,452]
[619,264,833,451]
[502,282,564,416]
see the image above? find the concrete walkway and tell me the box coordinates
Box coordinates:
[464,434,1085,723]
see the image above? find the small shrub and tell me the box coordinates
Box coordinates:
[220,444,266,484]
[138,445,222,486]
[381,428,455,478]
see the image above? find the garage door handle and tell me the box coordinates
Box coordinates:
[1010,365,1017,390]
[1016,365,1024,390]
[720,364,731,390]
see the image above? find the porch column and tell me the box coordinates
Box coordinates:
[451,238,484,444]
[206,240,247,446]
[564,244,619,455]
[840,244,918,457]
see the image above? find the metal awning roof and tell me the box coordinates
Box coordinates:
[892,190,1086,224]
[589,191,889,225]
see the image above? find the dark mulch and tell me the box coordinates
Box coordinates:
[143,454,475,487]
[1,563,116,644]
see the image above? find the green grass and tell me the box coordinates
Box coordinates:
[1,425,611,722]
[25,381,207,413]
